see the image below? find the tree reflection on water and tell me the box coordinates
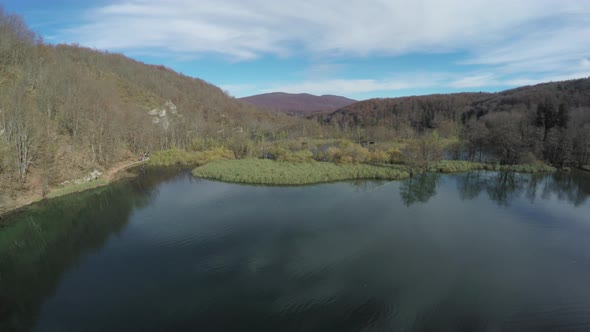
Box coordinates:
[397,170,590,207]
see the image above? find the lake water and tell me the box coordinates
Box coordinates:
[1,169,590,332]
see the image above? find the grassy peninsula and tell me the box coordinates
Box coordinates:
[192,159,556,186]
[192,159,410,185]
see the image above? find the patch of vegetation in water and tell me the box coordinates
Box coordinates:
[192,159,410,185]
[193,159,556,185]
[424,160,557,174]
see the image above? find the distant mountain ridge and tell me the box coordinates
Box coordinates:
[240,92,357,113]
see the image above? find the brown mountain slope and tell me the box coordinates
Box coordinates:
[240,92,357,113]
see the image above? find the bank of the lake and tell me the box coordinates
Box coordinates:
[192,159,556,185]
[1,157,556,217]
[0,160,148,218]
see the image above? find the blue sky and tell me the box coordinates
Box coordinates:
[3,0,590,100]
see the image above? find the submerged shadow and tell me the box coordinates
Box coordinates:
[0,168,183,332]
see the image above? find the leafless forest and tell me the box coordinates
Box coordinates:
[1,7,589,202]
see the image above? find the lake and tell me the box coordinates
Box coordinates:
[1,169,590,331]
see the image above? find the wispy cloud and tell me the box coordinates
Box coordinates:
[219,84,257,97]
[53,0,590,96]
[255,71,458,96]
[60,0,589,60]
[245,70,590,97]
[262,79,424,96]
[449,74,499,89]
[503,71,590,87]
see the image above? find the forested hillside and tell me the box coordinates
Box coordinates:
[1,5,589,213]
[0,8,311,201]
[320,80,590,166]
[320,93,488,137]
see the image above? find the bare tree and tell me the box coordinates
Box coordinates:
[4,88,38,181]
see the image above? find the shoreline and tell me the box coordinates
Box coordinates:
[0,159,561,219]
[0,160,147,219]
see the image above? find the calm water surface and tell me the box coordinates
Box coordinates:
[1,169,590,331]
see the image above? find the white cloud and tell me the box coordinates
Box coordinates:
[262,79,420,96]
[61,0,589,61]
[449,74,499,89]
[304,63,345,80]
[463,10,590,78]
[503,71,590,87]
[56,0,590,95]
[255,71,456,96]
[236,70,590,98]
[219,83,257,97]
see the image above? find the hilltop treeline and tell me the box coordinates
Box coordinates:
[320,80,590,167]
[0,8,316,195]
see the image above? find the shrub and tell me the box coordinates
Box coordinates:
[148,148,193,166]
[387,147,405,164]
[325,147,342,163]
[277,150,314,163]
[369,150,389,164]
[320,143,370,164]
[196,148,235,165]
[339,155,354,164]
[345,144,370,163]
[189,138,221,152]
[149,147,234,166]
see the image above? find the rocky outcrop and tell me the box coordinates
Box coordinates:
[148,100,180,130]
[61,170,103,185]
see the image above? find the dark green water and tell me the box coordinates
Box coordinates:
[1,169,590,332]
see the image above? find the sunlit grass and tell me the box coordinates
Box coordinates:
[193,159,410,185]
[425,160,557,173]
[46,179,109,199]
[193,159,556,186]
